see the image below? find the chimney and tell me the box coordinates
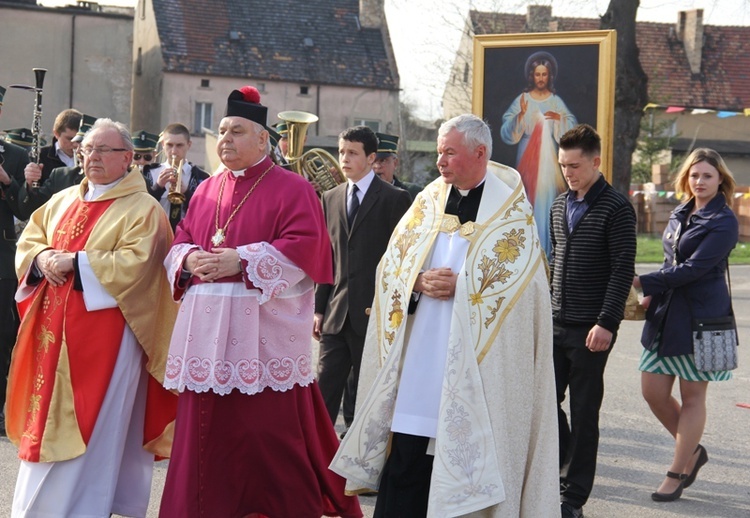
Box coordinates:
[677,9,704,74]
[526,5,552,33]
[359,0,384,28]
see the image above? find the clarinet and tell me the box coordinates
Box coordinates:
[11,68,47,188]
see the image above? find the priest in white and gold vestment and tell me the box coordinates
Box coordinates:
[331,114,559,517]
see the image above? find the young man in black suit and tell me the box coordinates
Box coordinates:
[314,126,411,433]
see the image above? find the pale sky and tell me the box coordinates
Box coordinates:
[40,0,750,121]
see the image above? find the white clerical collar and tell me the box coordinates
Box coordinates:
[85,175,124,201]
[349,170,375,196]
[231,156,266,177]
[456,176,487,197]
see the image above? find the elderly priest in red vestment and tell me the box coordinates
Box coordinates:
[7,118,178,517]
[158,86,362,518]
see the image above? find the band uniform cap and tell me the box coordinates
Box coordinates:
[72,114,98,142]
[3,128,34,147]
[225,86,267,126]
[0,85,5,106]
[274,121,289,137]
[132,130,159,152]
[376,132,399,158]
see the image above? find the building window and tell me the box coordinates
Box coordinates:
[200,79,210,88]
[354,119,380,132]
[299,85,309,95]
[195,102,213,135]
[463,63,469,83]
[136,47,142,76]
[139,0,146,19]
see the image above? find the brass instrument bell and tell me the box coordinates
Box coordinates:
[166,155,186,204]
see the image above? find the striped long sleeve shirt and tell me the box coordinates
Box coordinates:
[549,175,637,332]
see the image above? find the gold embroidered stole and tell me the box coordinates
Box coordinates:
[373,171,543,365]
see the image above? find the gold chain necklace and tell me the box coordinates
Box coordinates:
[211,163,273,247]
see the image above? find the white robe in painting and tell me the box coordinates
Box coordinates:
[331,163,559,517]
[501,92,576,257]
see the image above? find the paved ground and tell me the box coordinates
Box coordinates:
[1,265,748,517]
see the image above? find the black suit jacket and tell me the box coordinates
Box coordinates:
[16,165,85,220]
[38,141,69,185]
[315,174,411,336]
[0,141,31,278]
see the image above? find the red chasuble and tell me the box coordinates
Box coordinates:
[10,199,126,462]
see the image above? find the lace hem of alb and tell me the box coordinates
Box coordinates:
[164,354,314,396]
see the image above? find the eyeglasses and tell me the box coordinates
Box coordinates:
[133,153,154,162]
[80,146,129,156]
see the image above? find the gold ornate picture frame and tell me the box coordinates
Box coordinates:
[473,30,616,178]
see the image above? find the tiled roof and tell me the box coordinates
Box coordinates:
[153,0,398,90]
[471,11,750,111]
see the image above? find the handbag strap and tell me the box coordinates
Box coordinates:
[726,258,735,316]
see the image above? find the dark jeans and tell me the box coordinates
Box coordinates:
[317,315,365,426]
[0,278,20,415]
[374,433,433,517]
[554,321,615,508]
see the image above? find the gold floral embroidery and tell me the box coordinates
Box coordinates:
[406,201,425,231]
[394,198,427,261]
[388,291,404,330]
[484,296,506,327]
[503,193,526,219]
[381,197,432,347]
[492,228,526,263]
[470,228,527,323]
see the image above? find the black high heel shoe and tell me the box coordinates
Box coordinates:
[651,471,687,502]
[683,444,708,489]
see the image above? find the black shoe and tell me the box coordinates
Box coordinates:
[561,502,584,518]
[339,428,349,440]
[683,444,708,489]
[651,471,687,502]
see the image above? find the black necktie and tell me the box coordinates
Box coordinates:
[347,184,360,227]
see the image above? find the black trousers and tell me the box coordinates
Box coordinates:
[554,321,614,508]
[374,433,433,517]
[317,315,365,427]
[0,278,20,414]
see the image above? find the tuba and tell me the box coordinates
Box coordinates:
[166,155,186,204]
[276,111,345,192]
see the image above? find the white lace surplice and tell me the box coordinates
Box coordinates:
[164,242,315,395]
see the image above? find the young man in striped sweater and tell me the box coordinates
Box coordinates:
[550,124,637,518]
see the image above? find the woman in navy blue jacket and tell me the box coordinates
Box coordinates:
[633,148,738,503]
